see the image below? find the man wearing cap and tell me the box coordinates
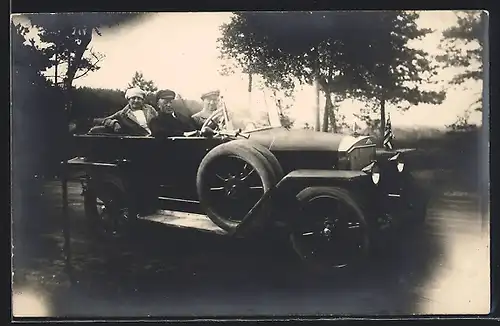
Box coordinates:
[191,90,221,129]
[94,87,158,136]
[149,89,197,137]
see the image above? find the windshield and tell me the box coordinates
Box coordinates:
[218,96,284,132]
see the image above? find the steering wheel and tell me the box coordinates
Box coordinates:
[201,108,226,132]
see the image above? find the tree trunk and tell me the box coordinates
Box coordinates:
[65,33,92,91]
[64,54,72,116]
[248,72,252,93]
[322,92,336,132]
[379,97,386,147]
[62,30,92,166]
[327,94,336,133]
[322,95,329,132]
[315,78,321,131]
[247,72,252,111]
[314,52,321,132]
[54,52,59,87]
[63,29,92,117]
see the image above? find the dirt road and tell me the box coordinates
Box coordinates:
[12,173,490,317]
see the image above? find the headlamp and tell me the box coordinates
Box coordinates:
[371,164,381,185]
[362,161,381,185]
[389,152,405,173]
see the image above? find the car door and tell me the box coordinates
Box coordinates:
[155,135,228,201]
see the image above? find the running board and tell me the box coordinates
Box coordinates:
[157,196,203,214]
[138,209,227,235]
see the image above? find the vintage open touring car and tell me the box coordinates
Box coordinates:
[64,96,428,271]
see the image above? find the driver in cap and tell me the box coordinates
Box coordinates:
[191,89,221,129]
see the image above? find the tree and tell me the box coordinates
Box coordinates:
[436,10,486,112]
[219,12,443,136]
[127,71,159,94]
[346,11,446,143]
[23,13,144,118]
[219,12,352,132]
[11,22,52,87]
[11,21,65,178]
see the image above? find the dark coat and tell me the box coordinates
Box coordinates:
[149,111,198,137]
[94,104,159,136]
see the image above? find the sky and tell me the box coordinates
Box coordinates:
[12,11,484,128]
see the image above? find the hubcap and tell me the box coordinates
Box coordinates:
[206,156,265,222]
[95,196,129,235]
[293,196,366,268]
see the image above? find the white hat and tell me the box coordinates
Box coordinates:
[201,89,220,100]
[125,87,145,100]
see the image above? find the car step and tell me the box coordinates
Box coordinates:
[137,209,227,235]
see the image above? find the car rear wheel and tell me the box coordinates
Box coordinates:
[290,186,370,273]
[196,141,278,232]
[83,174,135,238]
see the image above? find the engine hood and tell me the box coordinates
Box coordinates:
[245,127,375,152]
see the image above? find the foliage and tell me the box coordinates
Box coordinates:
[11,22,66,177]
[11,22,52,85]
[346,11,446,143]
[218,11,445,136]
[352,101,381,135]
[436,10,486,112]
[127,71,159,94]
[72,87,126,114]
[22,13,144,114]
[446,109,478,131]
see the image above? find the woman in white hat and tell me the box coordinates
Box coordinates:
[95,87,158,135]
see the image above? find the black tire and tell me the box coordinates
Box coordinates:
[83,173,135,238]
[196,141,278,232]
[290,186,371,274]
[229,139,284,182]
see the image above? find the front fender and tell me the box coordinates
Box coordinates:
[230,169,376,237]
[275,169,373,194]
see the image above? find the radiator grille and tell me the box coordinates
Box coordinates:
[349,146,376,170]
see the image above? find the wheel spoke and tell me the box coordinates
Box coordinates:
[203,155,268,223]
[293,195,368,268]
[215,174,229,182]
[240,168,255,181]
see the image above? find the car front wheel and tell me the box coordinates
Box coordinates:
[290,186,371,273]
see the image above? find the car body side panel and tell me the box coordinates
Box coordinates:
[71,134,227,201]
[69,133,419,237]
[157,136,228,199]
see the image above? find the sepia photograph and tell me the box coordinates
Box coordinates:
[11,10,489,319]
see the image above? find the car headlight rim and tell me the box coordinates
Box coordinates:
[363,161,381,185]
[371,171,381,185]
[397,161,405,172]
